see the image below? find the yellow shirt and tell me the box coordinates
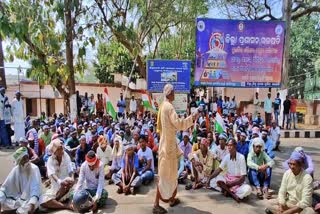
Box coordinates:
[278,170,313,209]
[192,143,199,152]
[189,150,215,177]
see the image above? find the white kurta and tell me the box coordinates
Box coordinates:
[0,163,41,212]
[11,98,25,142]
[158,100,193,200]
[40,152,74,204]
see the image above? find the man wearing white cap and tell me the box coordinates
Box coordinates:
[0,147,41,213]
[236,132,250,159]
[153,84,198,214]
[211,133,229,162]
[40,139,74,210]
[247,138,274,199]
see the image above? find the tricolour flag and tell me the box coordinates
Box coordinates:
[104,88,117,120]
[141,91,157,111]
[214,112,226,134]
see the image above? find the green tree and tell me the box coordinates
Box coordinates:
[290,15,320,96]
[0,0,93,116]
[94,0,209,78]
[93,40,139,83]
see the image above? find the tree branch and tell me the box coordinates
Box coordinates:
[291,6,320,20]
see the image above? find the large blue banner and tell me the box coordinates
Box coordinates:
[195,18,285,88]
[147,60,191,92]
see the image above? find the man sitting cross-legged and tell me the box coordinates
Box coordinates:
[40,139,74,210]
[72,151,108,214]
[137,135,155,185]
[206,138,252,202]
[112,144,142,195]
[188,138,215,189]
[0,147,41,213]
[265,151,315,214]
[247,138,275,200]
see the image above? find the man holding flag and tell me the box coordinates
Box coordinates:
[153,84,198,214]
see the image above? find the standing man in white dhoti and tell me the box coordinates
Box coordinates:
[11,91,25,145]
[153,84,198,214]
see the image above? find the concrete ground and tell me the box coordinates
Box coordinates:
[0,138,319,214]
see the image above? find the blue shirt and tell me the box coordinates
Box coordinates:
[236,141,249,159]
[264,138,275,159]
[121,153,139,169]
[117,99,126,113]
[75,144,91,167]
[274,98,281,110]
[253,117,264,125]
[217,99,223,108]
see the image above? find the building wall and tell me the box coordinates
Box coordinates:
[5,82,126,117]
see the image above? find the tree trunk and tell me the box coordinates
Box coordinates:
[282,0,292,89]
[0,35,7,88]
[137,55,146,78]
[65,0,76,121]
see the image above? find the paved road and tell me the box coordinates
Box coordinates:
[1,138,319,214]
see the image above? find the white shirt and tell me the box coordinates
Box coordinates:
[47,152,73,190]
[3,106,11,124]
[211,103,217,112]
[11,98,24,123]
[270,126,280,143]
[96,145,113,165]
[75,161,105,199]
[129,99,137,113]
[138,147,154,172]
[219,152,247,176]
[212,146,229,162]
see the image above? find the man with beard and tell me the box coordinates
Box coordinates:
[0,147,41,213]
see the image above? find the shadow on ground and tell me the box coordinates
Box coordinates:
[167,206,213,214]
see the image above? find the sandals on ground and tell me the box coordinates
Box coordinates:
[152,205,168,214]
[257,192,263,199]
[263,189,272,199]
[169,198,181,207]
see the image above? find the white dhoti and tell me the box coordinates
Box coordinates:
[1,197,39,213]
[210,175,252,199]
[14,121,25,142]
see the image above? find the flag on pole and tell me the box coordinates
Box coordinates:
[141,91,157,111]
[104,88,117,120]
[214,112,226,134]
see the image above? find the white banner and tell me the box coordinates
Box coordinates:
[152,93,188,113]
